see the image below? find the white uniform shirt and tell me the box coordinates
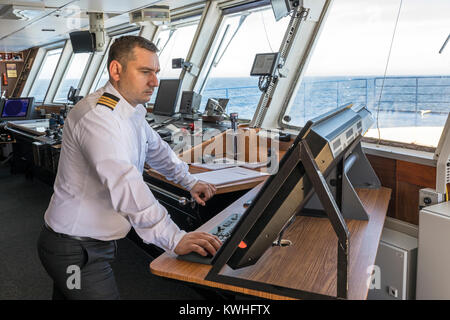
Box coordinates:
[44,81,198,253]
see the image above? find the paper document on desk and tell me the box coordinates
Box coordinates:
[240,160,271,169]
[191,157,269,171]
[190,162,237,170]
[192,166,268,186]
[191,157,244,170]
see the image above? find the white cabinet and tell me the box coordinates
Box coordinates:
[417,202,450,299]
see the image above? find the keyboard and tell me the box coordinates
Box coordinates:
[177,213,243,265]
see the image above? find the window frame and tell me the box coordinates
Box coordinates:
[277,1,449,152]
[196,4,289,119]
[154,20,201,76]
[23,42,64,103]
[146,18,201,106]
[51,51,94,104]
[89,53,110,94]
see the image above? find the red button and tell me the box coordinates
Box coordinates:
[238,241,247,249]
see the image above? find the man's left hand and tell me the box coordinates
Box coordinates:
[190,180,216,206]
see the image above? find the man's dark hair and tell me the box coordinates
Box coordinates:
[107,35,158,72]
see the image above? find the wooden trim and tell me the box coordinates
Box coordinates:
[367,154,437,225]
[36,105,64,113]
[363,137,436,153]
[396,160,436,188]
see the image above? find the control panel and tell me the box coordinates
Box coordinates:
[419,188,445,209]
[210,213,242,242]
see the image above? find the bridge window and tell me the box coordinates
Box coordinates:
[149,22,199,104]
[28,47,62,102]
[53,52,91,103]
[91,61,109,93]
[199,7,289,119]
[90,30,140,93]
[283,0,450,148]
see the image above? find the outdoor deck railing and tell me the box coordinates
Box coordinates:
[203,75,450,116]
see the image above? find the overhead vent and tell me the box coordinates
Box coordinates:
[129,5,170,26]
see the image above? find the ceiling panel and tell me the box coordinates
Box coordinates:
[0,0,202,51]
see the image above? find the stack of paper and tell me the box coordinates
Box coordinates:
[192,166,268,186]
[190,157,270,171]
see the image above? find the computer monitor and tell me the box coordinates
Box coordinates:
[212,104,377,270]
[270,0,293,21]
[0,97,36,121]
[153,79,182,116]
[250,53,280,76]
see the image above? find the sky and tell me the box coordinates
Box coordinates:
[307,0,450,76]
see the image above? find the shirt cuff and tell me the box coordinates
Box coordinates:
[179,172,198,191]
[156,219,186,253]
[171,229,187,254]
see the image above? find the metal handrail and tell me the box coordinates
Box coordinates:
[203,75,450,118]
[145,182,194,207]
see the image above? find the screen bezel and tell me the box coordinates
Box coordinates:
[210,123,312,269]
[271,0,291,21]
[213,104,362,270]
[0,97,35,121]
[153,79,182,116]
[250,52,280,76]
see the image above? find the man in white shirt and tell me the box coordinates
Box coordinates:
[37,35,220,300]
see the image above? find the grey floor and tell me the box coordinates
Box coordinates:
[0,167,204,300]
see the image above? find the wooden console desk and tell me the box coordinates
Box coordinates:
[150,184,391,300]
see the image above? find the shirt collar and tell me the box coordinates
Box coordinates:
[103,81,146,120]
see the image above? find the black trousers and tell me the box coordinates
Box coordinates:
[37,225,120,300]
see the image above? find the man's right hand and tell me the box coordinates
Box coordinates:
[174,232,222,257]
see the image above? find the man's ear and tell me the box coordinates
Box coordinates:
[109,60,122,82]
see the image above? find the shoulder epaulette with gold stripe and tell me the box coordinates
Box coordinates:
[97,92,120,110]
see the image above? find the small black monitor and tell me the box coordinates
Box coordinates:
[223,126,309,269]
[69,31,94,53]
[218,98,229,109]
[270,0,293,21]
[0,97,36,121]
[250,53,280,76]
[153,79,182,116]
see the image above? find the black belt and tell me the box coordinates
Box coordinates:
[44,222,100,242]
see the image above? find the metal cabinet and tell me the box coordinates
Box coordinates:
[368,228,417,300]
[417,202,450,299]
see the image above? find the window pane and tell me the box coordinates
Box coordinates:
[200,9,289,119]
[284,0,450,148]
[29,48,62,102]
[92,63,109,92]
[54,53,90,103]
[91,30,139,93]
[150,23,199,104]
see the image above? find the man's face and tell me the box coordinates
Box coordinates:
[115,47,160,106]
